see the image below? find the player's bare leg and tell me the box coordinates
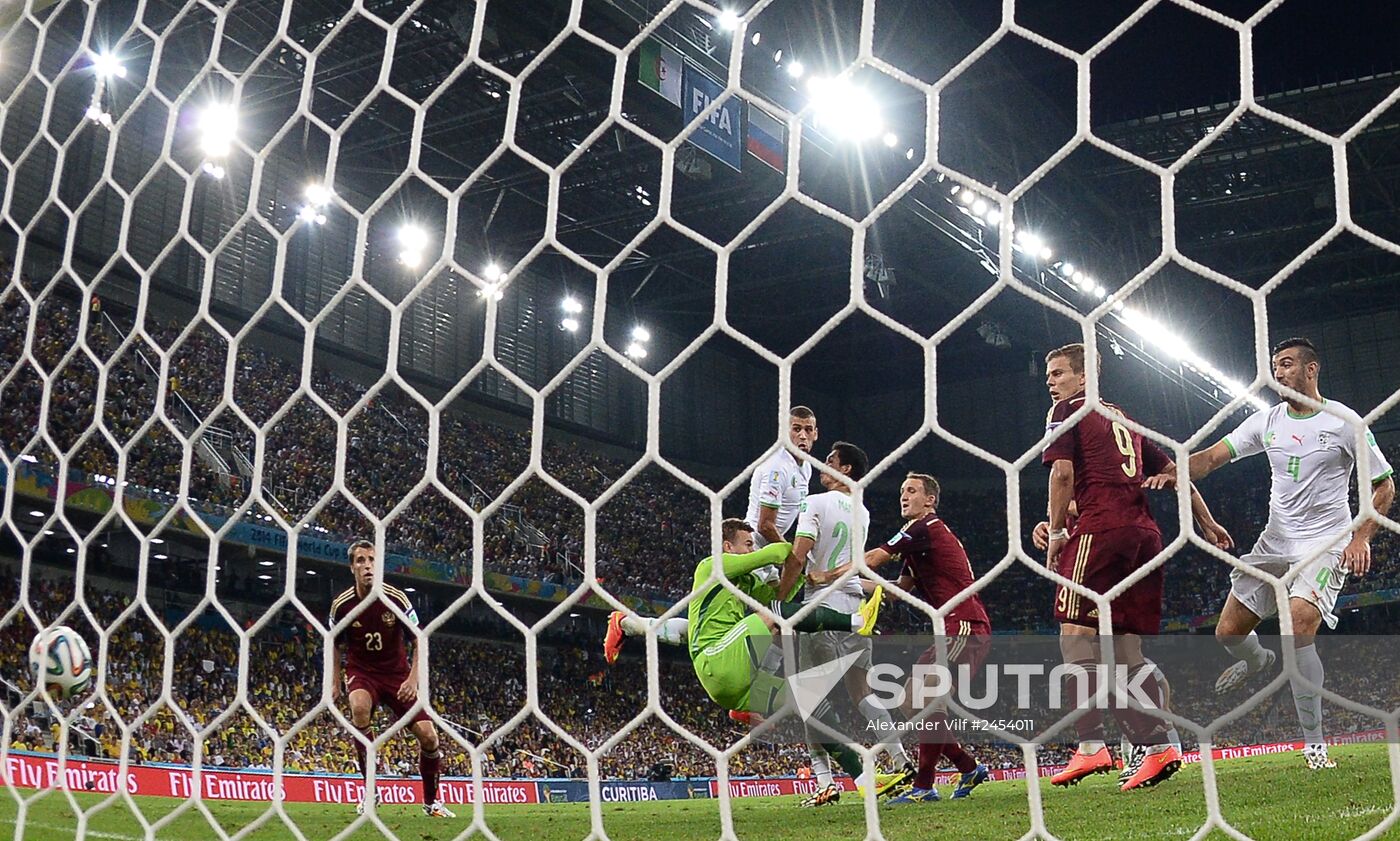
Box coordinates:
[348,689,380,815]
[1214,593,1276,694]
[412,720,454,816]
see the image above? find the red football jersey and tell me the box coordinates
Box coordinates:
[883,513,991,631]
[1042,393,1170,535]
[329,584,418,677]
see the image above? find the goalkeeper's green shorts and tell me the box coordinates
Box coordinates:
[691,613,785,713]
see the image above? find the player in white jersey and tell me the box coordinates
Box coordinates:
[604,407,819,663]
[1151,338,1395,770]
[784,442,913,805]
[747,406,818,549]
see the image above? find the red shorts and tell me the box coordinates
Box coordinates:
[345,670,432,726]
[910,622,991,740]
[915,620,992,673]
[1054,526,1164,636]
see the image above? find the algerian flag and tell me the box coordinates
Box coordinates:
[638,38,683,107]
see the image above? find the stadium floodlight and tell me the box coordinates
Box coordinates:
[1039,245,1053,261]
[1061,262,1076,276]
[560,317,580,332]
[478,281,505,301]
[91,50,126,79]
[985,208,1002,225]
[882,132,898,147]
[561,296,584,314]
[786,60,804,79]
[483,263,503,282]
[1093,285,1106,298]
[625,342,648,359]
[808,76,882,140]
[84,106,112,128]
[200,162,225,180]
[397,225,428,252]
[972,198,988,216]
[196,102,237,158]
[717,9,741,30]
[631,325,651,342]
[304,183,332,207]
[297,205,326,225]
[958,190,974,206]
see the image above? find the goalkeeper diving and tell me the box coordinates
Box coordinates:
[688,517,884,788]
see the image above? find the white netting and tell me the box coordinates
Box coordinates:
[1,0,1399,839]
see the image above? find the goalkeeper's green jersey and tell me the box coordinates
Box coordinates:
[686,541,789,660]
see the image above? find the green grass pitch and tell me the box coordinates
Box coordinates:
[2,745,1396,840]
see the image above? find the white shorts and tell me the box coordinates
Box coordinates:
[1229,531,1348,630]
[800,629,873,671]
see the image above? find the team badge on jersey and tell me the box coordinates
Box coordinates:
[383,611,396,626]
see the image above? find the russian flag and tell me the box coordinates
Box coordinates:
[746,104,785,173]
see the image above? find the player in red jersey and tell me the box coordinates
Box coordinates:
[330,540,453,818]
[811,472,991,803]
[1041,343,1231,791]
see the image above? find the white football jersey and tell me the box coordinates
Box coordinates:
[1222,399,1393,541]
[745,449,812,547]
[795,490,869,613]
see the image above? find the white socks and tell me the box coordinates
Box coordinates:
[621,616,688,646]
[1224,631,1272,673]
[810,748,834,788]
[858,696,911,768]
[1289,643,1326,745]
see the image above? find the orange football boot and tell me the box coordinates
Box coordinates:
[1050,747,1115,787]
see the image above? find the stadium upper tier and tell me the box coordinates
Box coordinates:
[2,255,1398,633]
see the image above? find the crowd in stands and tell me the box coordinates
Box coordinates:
[6,571,1399,785]
[5,258,1400,786]
[4,272,1398,631]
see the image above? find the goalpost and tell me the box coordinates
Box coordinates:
[2,1,1399,840]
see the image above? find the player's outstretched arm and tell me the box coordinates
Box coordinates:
[1187,484,1234,550]
[777,536,815,602]
[808,545,890,588]
[1343,476,1396,576]
[718,541,790,580]
[754,505,785,548]
[1188,440,1233,481]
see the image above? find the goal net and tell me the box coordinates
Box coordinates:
[2,0,1398,839]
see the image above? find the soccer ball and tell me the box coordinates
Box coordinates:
[29,626,93,701]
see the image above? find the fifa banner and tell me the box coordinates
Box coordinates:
[681,63,742,171]
[0,461,673,617]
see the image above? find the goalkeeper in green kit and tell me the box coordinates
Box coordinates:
[689,517,884,804]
